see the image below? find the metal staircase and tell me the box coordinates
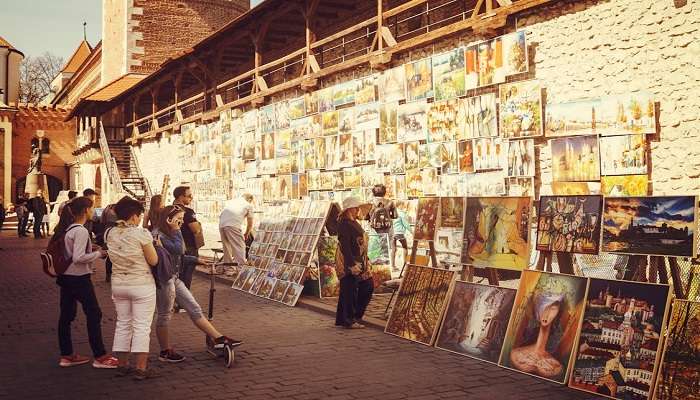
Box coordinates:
[98,123,151,203]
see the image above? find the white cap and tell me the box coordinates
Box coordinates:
[341,196,367,211]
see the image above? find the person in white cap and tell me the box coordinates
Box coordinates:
[335,196,374,329]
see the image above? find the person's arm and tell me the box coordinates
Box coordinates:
[244,207,254,238]
[137,228,159,266]
[142,212,150,229]
[390,202,398,219]
[71,228,102,264]
[159,232,184,255]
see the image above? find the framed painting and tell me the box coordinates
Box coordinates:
[569,278,671,400]
[385,264,455,345]
[405,58,434,101]
[432,48,466,101]
[545,98,600,137]
[551,136,601,182]
[413,197,439,241]
[281,283,304,306]
[536,195,603,254]
[461,93,498,139]
[397,100,428,142]
[288,97,306,120]
[654,299,700,400]
[461,197,532,270]
[436,282,516,364]
[600,175,648,196]
[499,80,543,138]
[321,111,339,135]
[602,196,697,257]
[379,65,406,103]
[597,92,656,136]
[507,138,535,177]
[499,270,588,384]
[599,134,648,176]
[440,197,465,229]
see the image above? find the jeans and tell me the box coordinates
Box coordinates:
[335,275,374,326]
[111,284,156,353]
[33,214,44,238]
[180,247,198,289]
[56,274,107,358]
[155,277,204,327]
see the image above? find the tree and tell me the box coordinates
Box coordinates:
[18,52,64,104]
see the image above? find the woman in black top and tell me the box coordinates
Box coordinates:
[335,196,374,329]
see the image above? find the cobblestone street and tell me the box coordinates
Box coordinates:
[0,232,602,400]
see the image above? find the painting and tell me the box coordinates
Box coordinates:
[569,279,671,400]
[655,299,700,400]
[259,104,276,134]
[317,87,334,113]
[385,264,455,345]
[432,48,466,101]
[364,129,376,160]
[500,270,588,384]
[355,103,380,131]
[507,138,535,177]
[428,99,459,142]
[536,195,603,254]
[422,168,439,196]
[458,140,474,173]
[397,100,428,142]
[405,58,434,101]
[463,170,506,197]
[440,197,464,229]
[274,129,291,158]
[338,133,353,168]
[368,233,393,289]
[551,182,599,196]
[405,141,420,170]
[379,65,406,103]
[600,175,648,196]
[500,31,528,76]
[406,169,423,198]
[461,197,531,270]
[442,140,459,174]
[499,80,543,138]
[305,91,319,115]
[414,197,439,241]
[545,99,600,137]
[473,137,507,171]
[436,282,517,364]
[288,97,306,120]
[462,93,498,139]
[602,196,697,257]
[597,92,656,136]
[343,166,361,189]
[551,136,601,182]
[322,111,339,135]
[338,108,355,135]
[507,177,534,197]
[379,102,398,144]
[270,279,291,302]
[354,75,377,105]
[275,101,290,129]
[599,134,648,176]
[333,80,355,107]
[475,39,503,87]
[325,135,340,170]
[261,133,275,160]
[375,143,405,174]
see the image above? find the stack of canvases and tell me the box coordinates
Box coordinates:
[385,195,699,400]
[229,199,331,307]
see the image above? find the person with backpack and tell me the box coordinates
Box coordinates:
[50,196,119,369]
[152,205,242,363]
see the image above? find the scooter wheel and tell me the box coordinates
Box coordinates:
[224,346,234,368]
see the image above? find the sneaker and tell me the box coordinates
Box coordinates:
[93,354,119,369]
[59,354,91,367]
[133,368,160,381]
[213,336,243,349]
[115,366,134,377]
[344,322,365,329]
[158,349,186,363]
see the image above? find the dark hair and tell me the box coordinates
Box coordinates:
[51,197,93,243]
[157,205,185,235]
[114,196,145,221]
[68,191,78,199]
[372,184,387,197]
[173,186,190,200]
[83,188,97,197]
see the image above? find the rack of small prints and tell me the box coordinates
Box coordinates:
[229,199,332,306]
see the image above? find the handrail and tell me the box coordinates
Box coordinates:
[129,145,152,200]
[98,122,123,195]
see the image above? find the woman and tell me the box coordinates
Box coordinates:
[142,194,163,231]
[106,196,159,380]
[152,205,242,362]
[335,196,374,329]
[52,196,118,368]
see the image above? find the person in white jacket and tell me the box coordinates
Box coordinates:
[52,196,119,369]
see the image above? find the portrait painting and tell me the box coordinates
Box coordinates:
[461,93,498,139]
[499,80,543,138]
[597,92,656,136]
[440,197,464,229]
[405,58,434,101]
[500,270,588,384]
[600,175,648,196]
[461,197,531,270]
[397,100,428,142]
[545,98,600,137]
[413,197,439,241]
[536,195,603,254]
[551,136,601,182]
[379,65,406,103]
[599,134,647,176]
[507,138,535,177]
[458,140,474,173]
[432,48,466,101]
[436,282,516,364]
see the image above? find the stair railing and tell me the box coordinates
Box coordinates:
[129,145,152,201]
[98,122,123,197]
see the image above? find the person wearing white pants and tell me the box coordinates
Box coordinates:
[106,197,159,380]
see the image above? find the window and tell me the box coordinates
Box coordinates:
[31,137,50,154]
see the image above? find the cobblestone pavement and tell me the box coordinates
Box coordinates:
[0,232,603,400]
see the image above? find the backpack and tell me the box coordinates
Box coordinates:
[41,225,83,278]
[370,201,392,232]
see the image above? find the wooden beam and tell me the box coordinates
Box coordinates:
[381,26,397,47]
[495,0,513,6]
[383,0,426,19]
[377,0,384,51]
[472,0,485,18]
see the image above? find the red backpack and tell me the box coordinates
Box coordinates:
[41,225,83,278]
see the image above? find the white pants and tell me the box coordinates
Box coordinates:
[220,226,246,265]
[111,284,156,353]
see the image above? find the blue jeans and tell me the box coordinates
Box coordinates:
[155,277,204,327]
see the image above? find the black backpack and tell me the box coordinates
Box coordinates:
[370,202,392,232]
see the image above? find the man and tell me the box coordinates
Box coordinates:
[57,191,78,216]
[219,194,254,266]
[15,199,28,237]
[28,190,48,239]
[173,186,202,289]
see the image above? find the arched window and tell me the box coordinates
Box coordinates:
[31,137,50,154]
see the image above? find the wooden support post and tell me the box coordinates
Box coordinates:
[486,267,499,285]
[174,71,183,122]
[377,0,384,51]
[150,88,159,130]
[668,257,686,299]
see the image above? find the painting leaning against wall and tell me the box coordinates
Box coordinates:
[536,195,603,254]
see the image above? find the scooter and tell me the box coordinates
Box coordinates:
[203,253,239,368]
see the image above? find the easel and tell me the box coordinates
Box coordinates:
[623,255,695,299]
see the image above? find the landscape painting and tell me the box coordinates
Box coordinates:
[599,134,648,176]
[405,58,434,101]
[597,92,656,136]
[500,270,588,384]
[436,282,517,364]
[536,195,603,254]
[551,136,601,182]
[413,197,439,241]
[385,264,455,345]
[545,98,600,137]
[655,299,700,400]
[600,175,648,196]
[499,80,543,138]
[602,196,697,257]
[461,197,532,270]
[569,278,671,400]
[432,48,466,101]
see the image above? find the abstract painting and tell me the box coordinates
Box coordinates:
[405,58,434,101]
[385,264,455,345]
[600,175,648,196]
[413,197,439,241]
[461,197,531,270]
[440,197,465,229]
[599,134,647,176]
[551,136,601,182]
[536,195,603,254]
[436,282,516,363]
[602,196,697,257]
[507,138,535,177]
[379,65,406,103]
[545,98,600,137]
[597,92,656,136]
[397,100,428,142]
[499,80,543,138]
[500,270,588,384]
[432,48,466,101]
[462,93,498,139]
[655,299,700,400]
[569,278,671,400]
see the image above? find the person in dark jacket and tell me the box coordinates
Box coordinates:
[28,190,48,238]
[335,196,374,329]
[151,205,242,363]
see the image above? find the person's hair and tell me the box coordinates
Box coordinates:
[83,188,97,197]
[51,197,93,243]
[157,205,185,235]
[173,186,190,200]
[372,184,387,197]
[114,196,145,221]
[242,193,254,202]
[67,191,78,199]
